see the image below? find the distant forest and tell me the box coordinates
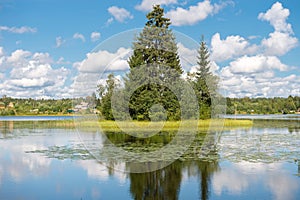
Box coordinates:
[0,95,299,116]
[226,96,300,114]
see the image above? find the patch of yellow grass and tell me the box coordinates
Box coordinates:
[75,119,253,132]
[54,117,253,132]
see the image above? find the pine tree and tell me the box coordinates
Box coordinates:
[126,5,183,120]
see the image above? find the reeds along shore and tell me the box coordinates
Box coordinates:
[65,119,253,132]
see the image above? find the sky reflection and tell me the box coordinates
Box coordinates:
[212,161,300,200]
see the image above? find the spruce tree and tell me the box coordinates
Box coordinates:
[128,5,182,74]
[126,5,183,120]
[193,35,218,119]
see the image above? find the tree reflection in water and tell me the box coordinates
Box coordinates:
[105,131,220,200]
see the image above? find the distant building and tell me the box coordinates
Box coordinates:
[30,109,39,113]
[8,102,14,108]
[74,102,89,112]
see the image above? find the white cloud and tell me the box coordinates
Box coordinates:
[108,6,133,23]
[0,47,4,56]
[71,47,131,97]
[75,47,131,73]
[213,2,299,97]
[258,2,298,56]
[90,32,101,42]
[227,55,288,74]
[258,2,293,34]
[211,33,258,62]
[0,47,5,67]
[0,26,37,34]
[165,0,232,26]
[0,48,70,98]
[135,0,177,11]
[210,2,297,63]
[261,31,298,56]
[55,36,65,48]
[218,55,299,97]
[220,72,300,98]
[106,17,114,26]
[0,73,4,81]
[69,72,99,97]
[177,42,197,71]
[73,33,85,42]
[6,49,32,68]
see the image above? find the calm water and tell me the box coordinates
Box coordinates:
[0,116,299,200]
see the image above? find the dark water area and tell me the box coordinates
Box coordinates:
[0,116,299,199]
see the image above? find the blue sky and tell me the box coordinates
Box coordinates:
[0,0,299,98]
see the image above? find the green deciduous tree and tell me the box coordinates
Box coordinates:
[97,74,119,120]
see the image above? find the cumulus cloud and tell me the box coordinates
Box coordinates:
[0,48,69,98]
[226,55,288,74]
[73,33,85,42]
[165,0,232,26]
[261,31,298,56]
[211,33,258,62]
[75,47,131,73]
[71,47,131,97]
[211,2,297,63]
[219,55,299,98]
[0,26,37,34]
[135,0,177,11]
[69,72,99,97]
[211,2,299,98]
[90,32,101,42]
[108,6,133,23]
[258,2,298,56]
[6,49,32,68]
[258,2,293,34]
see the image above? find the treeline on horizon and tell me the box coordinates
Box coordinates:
[0,95,299,116]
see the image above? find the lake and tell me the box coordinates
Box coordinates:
[0,116,299,200]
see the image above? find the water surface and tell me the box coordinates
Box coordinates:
[0,117,299,199]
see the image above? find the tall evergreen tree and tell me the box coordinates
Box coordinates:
[126,5,183,120]
[128,5,182,74]
[193,35,218,119]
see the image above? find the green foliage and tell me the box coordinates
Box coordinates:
[227,96,300,114]
[0,96,73,116]
[97,74,119,120]
[126,5,183,121]
[189,36,219,119]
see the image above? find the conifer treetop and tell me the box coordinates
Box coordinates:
[146,5,171,28]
